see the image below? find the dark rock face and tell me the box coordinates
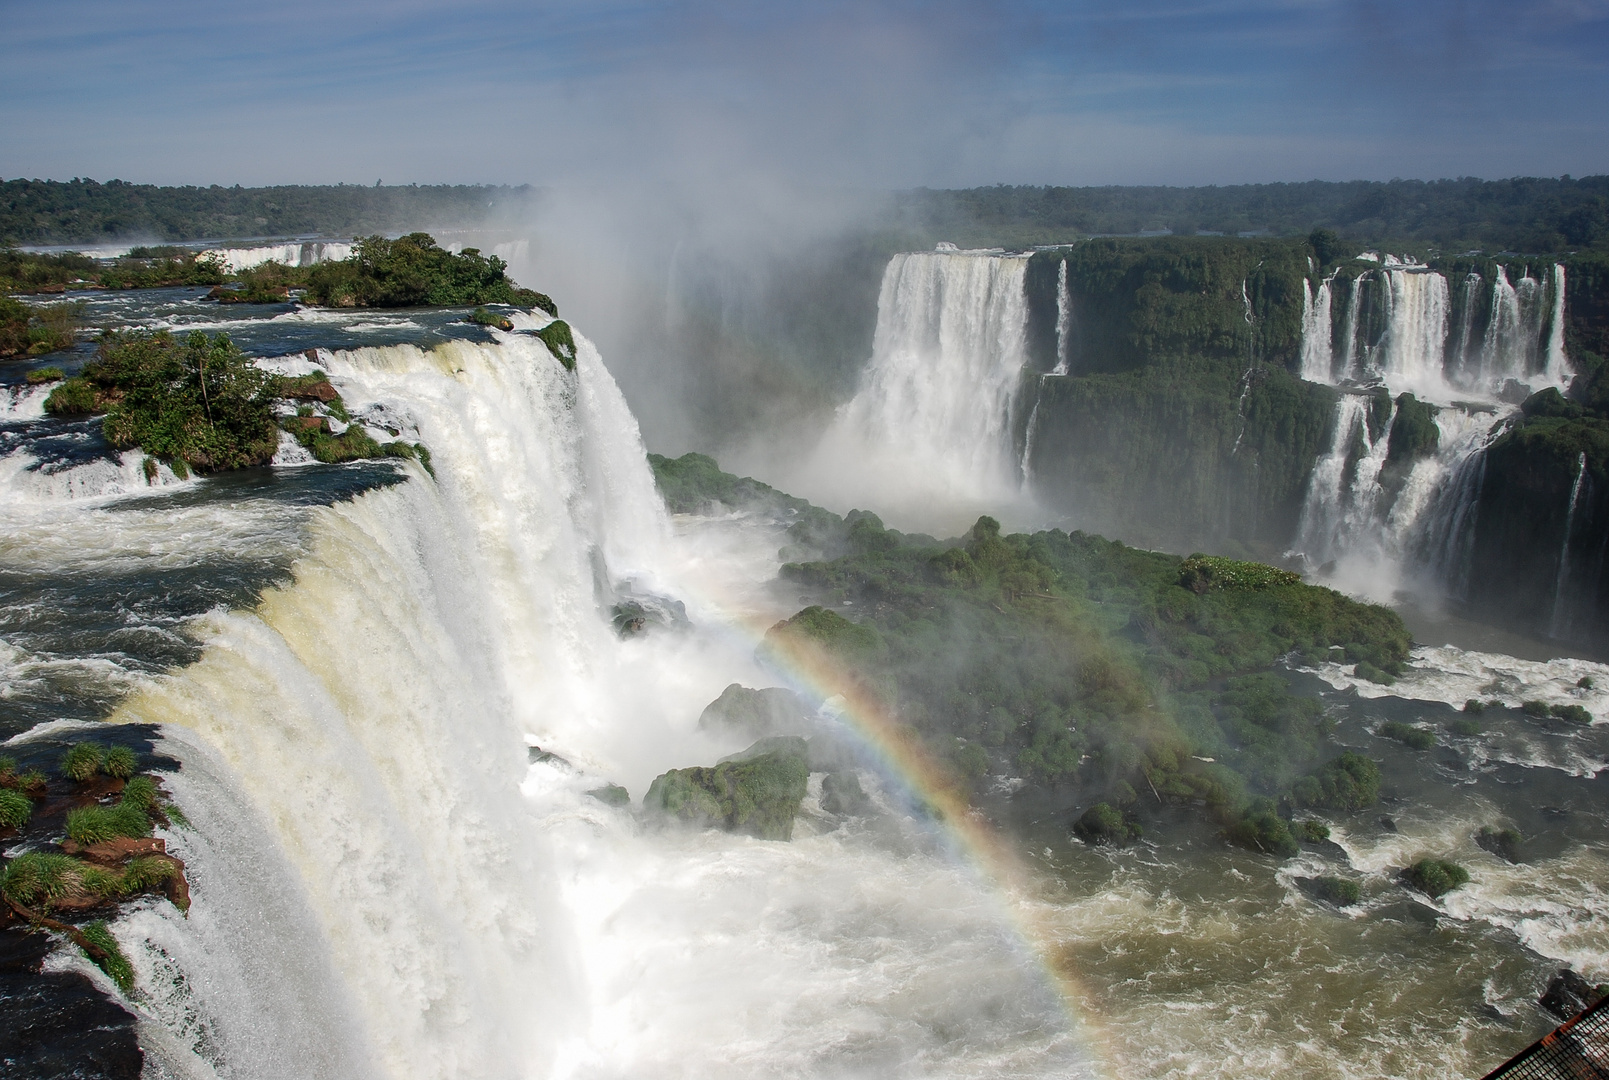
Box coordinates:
[0,929,142,1080]
[1463,416,1609,643]
[1539,968,1606,1021]
[821,771,871,816]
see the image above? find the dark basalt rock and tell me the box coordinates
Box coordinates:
[821,771,870,816]
[1539,968,1606,1021]
[0,928,143,1080]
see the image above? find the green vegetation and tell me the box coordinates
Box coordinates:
[1178,555,1301,592]
[60,742,105,782]
[0,787,32,828]
[1291,752,1381,811]
[1520,699,1593,724]
[644,740,811,841]
[0,295,79,358]
[1,852,88,910]
[1477,826,1525,863]
[1449,717,1484,737]
[534,319,576,370]
[78,921,134,994]
[469,306,514,330]
[821,771,870,815]
[1072,802,1143,846]
[45,330,280,472]
[0,178,533,245]
[1303,875,1361,906]
[300,233,552,310]
[101,746,137,779]
[1402,858,1470,899]
[1379,721,1437,750]
[25,365,64,384]
[1296,819,1331,843]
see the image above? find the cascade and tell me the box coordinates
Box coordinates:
[1338,273,1364,380]
[1053,259,1070,376]
[198,241,355,274]
[1292,394,1500,599]
[1545,263,1570,384]
[1299,274,1336,382]
[1550,451,1589,638]
[803,251,1034,527]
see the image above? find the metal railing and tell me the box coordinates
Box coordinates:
[1483,995,1609,1079]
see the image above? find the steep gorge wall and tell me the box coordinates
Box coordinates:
[1022,239,1334,554]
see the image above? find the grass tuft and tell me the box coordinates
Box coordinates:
[78,920,134,994]
[60,743,103,782]
[1,852,86,910]
[0,788,33,828]
[102,746,138,779]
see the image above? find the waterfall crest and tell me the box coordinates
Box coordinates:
[197,241,355,273]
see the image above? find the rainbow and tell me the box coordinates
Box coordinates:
[715,609,1116,1077]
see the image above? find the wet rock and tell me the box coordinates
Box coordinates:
[1477,826,1525,863]
[1072,802,1142,847]
[644,739,809,841]
[527,745,570,769]
[587,785,630,807]
[698,684,815,740]
[1296,875,1361,906]
[1379,816,1398,833]
[821,771,870,816]
[0,928,143,1079]
[1540,969,1606,1020]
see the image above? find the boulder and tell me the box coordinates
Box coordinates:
[698,684,815,740]
[1540,969,1606,1020]
[644,739,809,841]
[1072,802,1142,846]
[821,771,871,816]
[587,784,630,807]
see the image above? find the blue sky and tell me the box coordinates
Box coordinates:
[5,0,1608,188]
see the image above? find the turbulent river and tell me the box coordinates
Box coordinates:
[3,286,1608,1079]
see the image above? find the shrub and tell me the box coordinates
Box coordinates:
[1462,698,1485,714]
[1296,819,1330,842]
[0,788,32,828]
[1223,797,1298,856]
[1449,717,1483,737]
[1379,720,1435,749]
[1072,802,1142,846]
[61,742,103,782]
[1522,699,1553,718]
[25,366,65,384]
[78,920,134,994]
[1579,676,1595,690]
[1552,703,1592,725]
[101,746,137,779]
[1402,858,1469,898]
[1306,875,1361,905]
[43,376,99,415]
[300,233,552,309]
[1354,661,1396,686]
[1292,752,1380,810]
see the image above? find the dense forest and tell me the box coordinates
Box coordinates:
[5,175,1607,255]
[0,179,535,245]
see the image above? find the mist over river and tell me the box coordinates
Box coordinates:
[2,284,1607,1079]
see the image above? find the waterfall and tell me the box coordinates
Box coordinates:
[1550,451,1589,638]
[1292,394,1501,600]
[1372,268,1451,397]
[1338,274,1363,380]
[801,251,1035,528]
[79,322,1072,1078]
[1545,263,1570,385]
[198,241,355,274]
[1299,274,1335,382]
[1052,260,1070,376]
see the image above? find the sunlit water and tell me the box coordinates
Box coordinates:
[1,292,1604,1078]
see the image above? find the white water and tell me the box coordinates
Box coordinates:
[797,251,1037,532]
[1291,260,1572,601]
[1052,260,1070,376]
[1549,452,1589,638]
[197,242,354,274]
[82,328,1082,1079]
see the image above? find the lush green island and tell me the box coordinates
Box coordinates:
[647,452,1411,858]
[41,329,427,476]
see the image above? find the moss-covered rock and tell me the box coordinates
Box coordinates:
[643,739,810,840]
[534,319,576,370]
[697,684,815,739]
[587,784,631,807]
[820,771,871,816]
[1477,825,1525,862]
[1291,752,1380,810]
[1299,875,1361,906]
